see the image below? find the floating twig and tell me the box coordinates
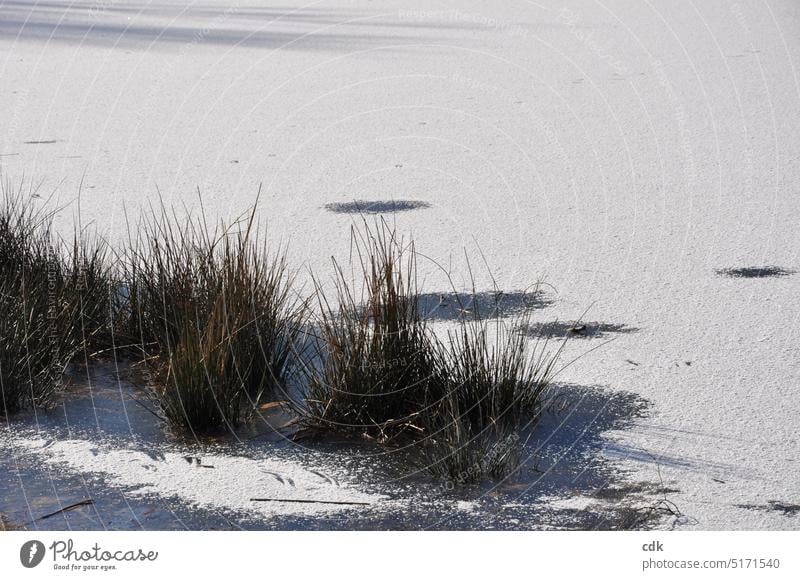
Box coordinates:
[250,498,370,506]
[38,499,93,521]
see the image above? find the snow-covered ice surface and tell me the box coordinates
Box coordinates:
[0,366,666,530]
[7,436,388,519]
[1,0,799,530]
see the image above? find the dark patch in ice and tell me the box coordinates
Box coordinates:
[737,501,800,517]
[324,200,430,214]
[768,502,800,516]
[716,266,795,278]
[418,289,553,321]
[520,321,639,339]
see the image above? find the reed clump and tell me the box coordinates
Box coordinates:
[422,317,560,481]
[301,219,562,481]
[302,222,441,439]
[119,202,305,432]
[0,185,112,414]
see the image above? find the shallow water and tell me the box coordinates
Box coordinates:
[0,363,669,530]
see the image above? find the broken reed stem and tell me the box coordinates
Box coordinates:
[249,498,371,506]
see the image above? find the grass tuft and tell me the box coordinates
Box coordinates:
[0,183,112,414]
[301,220,441,440]
[422,317,560,482]
[301,219,562,482]
[119,199,305,433]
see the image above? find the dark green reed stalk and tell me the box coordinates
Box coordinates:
[119,200,305,433]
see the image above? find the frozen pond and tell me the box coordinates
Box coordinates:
[1,0,799,530]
